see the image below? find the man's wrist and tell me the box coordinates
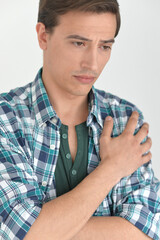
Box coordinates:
[97,161,121,188]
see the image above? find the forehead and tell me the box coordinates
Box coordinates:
[54,11,117,38]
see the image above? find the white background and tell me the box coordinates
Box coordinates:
[0,1,160,184]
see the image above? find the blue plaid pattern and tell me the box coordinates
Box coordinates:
[0,68,160,240]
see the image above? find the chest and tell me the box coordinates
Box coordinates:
[31,122,101,199]
[68,126,77,163]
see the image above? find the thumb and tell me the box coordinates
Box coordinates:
[102,116,113,138]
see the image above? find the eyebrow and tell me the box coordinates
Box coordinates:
[66,34,115,44]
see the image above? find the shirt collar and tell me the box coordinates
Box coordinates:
[87,86,103,129]
[31,68,103,129]
[31,68,59,127]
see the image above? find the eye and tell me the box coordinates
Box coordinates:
[72,42,85,47]
[100,45,111,51]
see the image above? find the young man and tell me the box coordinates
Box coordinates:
[0,0,160,240]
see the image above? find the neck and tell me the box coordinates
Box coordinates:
[53,95,89,126]
[42,70,89,126]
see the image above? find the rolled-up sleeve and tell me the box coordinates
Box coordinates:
[0,132,45,239]
[112,109,160,240]
[113,161,160,240]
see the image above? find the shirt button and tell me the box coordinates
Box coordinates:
[52,118,57,124]
[42,181,47,187]
[72,169,77,176]
[42,123,47,129]
[50,144,55,150]
[62,133,67,139]
[66,153,71,159]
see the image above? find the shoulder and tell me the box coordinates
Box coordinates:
[0,82,32,111]
[0,82,32,114]
[95,87,138,111]
[0,83,32,139]
[94,88,144,135]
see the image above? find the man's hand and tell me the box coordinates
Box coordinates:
[99,111,152,179]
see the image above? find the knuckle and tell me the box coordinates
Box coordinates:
[147,151,152,160]
[100,135,108,144]
[131,118,138,125]
[143,152,152,164]
[140,126,149,135]
[147,137,152,145]
[146,139,152,150]
[130,115,138,122]
[147,151,152,158]
[123,131,132,140]
[137,149,142,157]
[129,112,139,123]
[142,122,149,130]
[132,111,139,118]
[133,137,139,146]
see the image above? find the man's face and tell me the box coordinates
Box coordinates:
[40,11,117,97]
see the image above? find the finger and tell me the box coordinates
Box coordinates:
[101,116,113,138]
[140,137,152,155]
[135,123,149,143]
[123,111,139,135]
[141,151,152,165]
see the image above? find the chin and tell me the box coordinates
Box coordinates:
[71,86,92,97]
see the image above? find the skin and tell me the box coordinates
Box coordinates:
[36,11,117,162]
[36,11,116,124]
[24,11,152,240]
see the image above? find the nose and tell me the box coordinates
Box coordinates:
[80,47,98,72]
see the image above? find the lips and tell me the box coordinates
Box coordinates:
[74,75,95,84]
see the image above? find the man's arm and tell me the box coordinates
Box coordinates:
[24,112,152,240]
[70,109,159,240]
[71,216,152,240]
[24,163,119,240]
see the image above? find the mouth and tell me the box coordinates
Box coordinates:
[73,75,95,84]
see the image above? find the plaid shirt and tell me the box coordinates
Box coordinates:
[0,68,160,240]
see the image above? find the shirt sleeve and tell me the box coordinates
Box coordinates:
[112,108,160,240]
[0,124,45,239]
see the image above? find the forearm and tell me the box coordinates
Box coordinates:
[24,164,119,240]
[71,216,152,240]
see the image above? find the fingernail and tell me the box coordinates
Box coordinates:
[106,116,112,121]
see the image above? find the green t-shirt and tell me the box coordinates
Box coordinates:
[55,121,89,197]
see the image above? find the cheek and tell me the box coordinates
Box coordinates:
[52,47,79,70]
[98,53,111,73]
[103,51,112,64]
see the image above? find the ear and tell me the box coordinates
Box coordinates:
[36,22,48,50]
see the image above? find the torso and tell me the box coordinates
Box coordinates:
[60,108,88,163]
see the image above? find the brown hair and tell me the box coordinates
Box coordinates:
[38,0,121,37]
